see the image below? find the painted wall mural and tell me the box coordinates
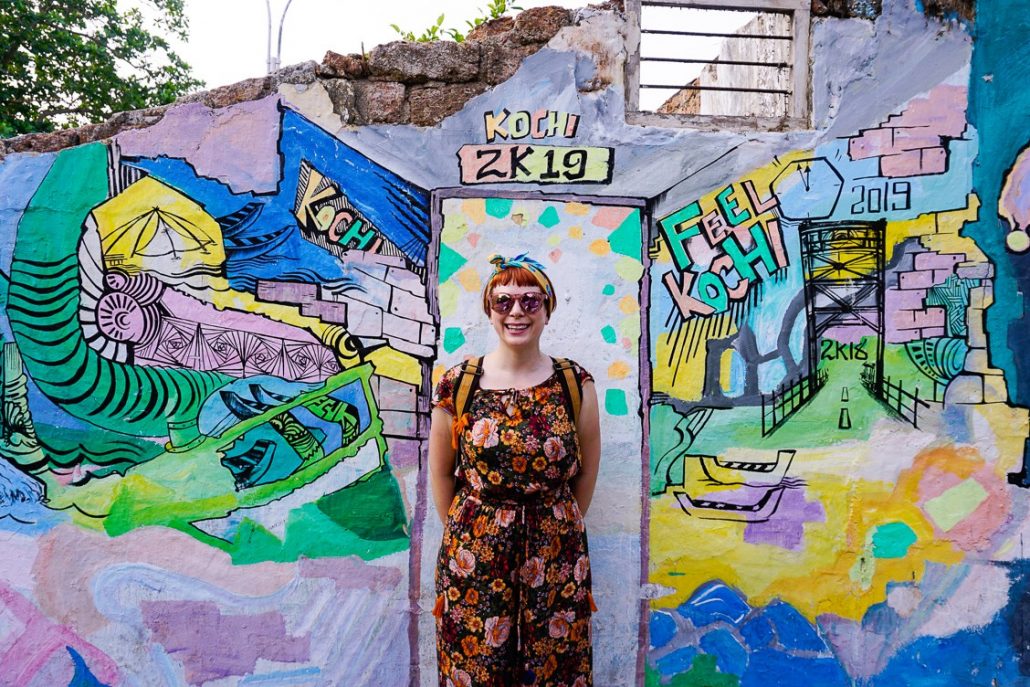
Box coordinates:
[1,1,1030,685]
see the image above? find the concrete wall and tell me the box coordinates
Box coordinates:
[2,1,1030,685]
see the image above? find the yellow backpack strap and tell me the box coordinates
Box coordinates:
[453,357,484,420]
[552,357,582,425]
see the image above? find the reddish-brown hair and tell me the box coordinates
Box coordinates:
[481,266,554,316]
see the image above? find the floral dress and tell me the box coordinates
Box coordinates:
[433,360,595,687]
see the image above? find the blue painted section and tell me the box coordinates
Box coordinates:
[677,581,751,627]
[650,610,677,649]
[66,646,111,687]
[0,153,57,295]
[764,600,828,652]
[967,0,1030,407]
[656,646,700,676]
[740,650,850,687]
[700,628,748,676]
[126,105,430,298]
[740,616,774,649]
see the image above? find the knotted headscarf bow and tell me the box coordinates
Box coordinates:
[488,253,556,313]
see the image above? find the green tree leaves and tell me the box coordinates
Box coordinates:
[0,0,202,136]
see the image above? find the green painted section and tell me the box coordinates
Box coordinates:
[485,198,513,218]
[538,206,561,228]
[602,284,616,296]
[607,209,642,259]
[438,243,468,283]
[443,327,466,353]
[601,325,617,344]
[605,388,629,416]
[924,478,988,532]
[871,521,918,559]
[8,143,229,439]
[645,656,740,687]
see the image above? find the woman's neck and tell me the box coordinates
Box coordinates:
[486,345,548,374]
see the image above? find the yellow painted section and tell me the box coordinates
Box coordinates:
[589,239,610,256]
[719,348,735,393]
[438,281,460,319]
[366,346,422,386]
[653,328,706,400]
[615,257,644,282]
[456,266,482,293]
[568,225,584,240]
[548,233,563,247]
[566,202,591,216]
[92,176,226,274]
[649,445,969,622]
[442,214,469,244]
[619,296,639,314]
[608,360,630,380]
[462,198,486,225]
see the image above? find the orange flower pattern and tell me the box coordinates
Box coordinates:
[434,361,594,686]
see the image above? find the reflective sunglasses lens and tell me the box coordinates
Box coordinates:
[491,294,514,314]
[520,294,544,313]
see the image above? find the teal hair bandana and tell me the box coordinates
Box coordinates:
[488,253,556,313]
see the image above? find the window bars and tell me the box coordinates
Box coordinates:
[626,0,811,129]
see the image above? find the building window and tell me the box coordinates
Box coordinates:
[626,0,811,129]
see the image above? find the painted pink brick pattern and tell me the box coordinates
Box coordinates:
[887,287,928,310]
[899,270,935,290]
[847,84,967,178]
[914,252,966,271]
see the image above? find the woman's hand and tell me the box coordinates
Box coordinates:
[429,406,458,524]
[573,379,600,517]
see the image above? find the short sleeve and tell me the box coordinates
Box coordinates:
[570,360,594,386]
[432,365,460,416]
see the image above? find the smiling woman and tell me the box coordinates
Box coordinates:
[429,253,601,686]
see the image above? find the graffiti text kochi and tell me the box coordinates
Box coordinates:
[658,180,787,317]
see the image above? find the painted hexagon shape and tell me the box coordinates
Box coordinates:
[772,157,845,220]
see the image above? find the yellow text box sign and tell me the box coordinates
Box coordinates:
[457,144,614,185]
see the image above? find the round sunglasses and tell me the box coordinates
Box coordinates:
[490,292,548,315]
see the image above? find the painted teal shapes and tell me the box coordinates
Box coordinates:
[485,198,513,218]
[438,244,468,283]
[602,284,616,296]
[538,206,561,228]
[872,522,917,559]
[605,388,629,416]
[443,327,466,354]
[608,210,641,259]
[601,325,617,344]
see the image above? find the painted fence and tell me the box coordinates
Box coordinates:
[1,0,1030,685]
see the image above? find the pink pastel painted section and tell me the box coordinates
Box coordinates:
[915,460,1011,552]
[590,205,633,230]
[116,98,281,194]
[32,524,297,636]
[1000,146,1030,233]
[161,288,322,344]
[0,581,120,687]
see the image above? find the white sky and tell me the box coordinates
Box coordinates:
[127,1,757,110]
[160,0,584,89]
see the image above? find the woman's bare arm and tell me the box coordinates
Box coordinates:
[573,379,600,516]
[429,406,458,523]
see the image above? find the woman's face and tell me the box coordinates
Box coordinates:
[487,284,549,349]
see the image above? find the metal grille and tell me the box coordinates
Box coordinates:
[630,0,807,119]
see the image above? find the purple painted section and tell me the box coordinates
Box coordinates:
[116,99,282,194]
[142,600,310,684]
[300,556,404,592]
[1001,146,1030,232]
[744,489,826,550]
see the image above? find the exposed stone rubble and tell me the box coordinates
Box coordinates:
[1,6,575,156]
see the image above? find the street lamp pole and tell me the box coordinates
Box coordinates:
[265,0,296,74]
